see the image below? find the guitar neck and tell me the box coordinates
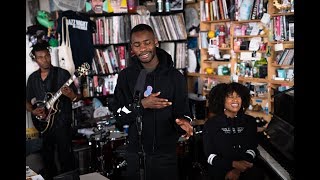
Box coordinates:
[46,74,77,109]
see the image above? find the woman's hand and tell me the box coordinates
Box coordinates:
[225,169,241,180]
[232,160,253,172]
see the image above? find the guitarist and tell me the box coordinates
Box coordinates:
[26,41,81,180]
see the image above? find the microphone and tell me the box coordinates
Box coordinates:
[133,69,148,136]
[133,69,148,108]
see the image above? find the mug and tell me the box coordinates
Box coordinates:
[277,69,286,79]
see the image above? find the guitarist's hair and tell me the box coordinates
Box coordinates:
[29,41,51,61]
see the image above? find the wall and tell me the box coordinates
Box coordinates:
[26,0,42,128]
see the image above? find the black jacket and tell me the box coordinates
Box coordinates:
[202,113,258,179]
[111,47,191,154]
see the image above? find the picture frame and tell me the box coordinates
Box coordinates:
[85,0,108,14]
[170,0,184,11]
[288,23,294,41]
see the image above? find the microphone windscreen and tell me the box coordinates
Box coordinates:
[134,69,148,92]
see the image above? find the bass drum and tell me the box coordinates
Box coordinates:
[103,131,128,176]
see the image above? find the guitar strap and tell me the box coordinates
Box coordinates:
[50,67,58,93]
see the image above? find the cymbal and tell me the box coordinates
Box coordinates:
[85,115,114,124]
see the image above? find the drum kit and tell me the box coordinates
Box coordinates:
[76,118,208,179]
[77,116,128,178]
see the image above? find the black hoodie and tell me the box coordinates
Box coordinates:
[202,113,259,179]
[111,47,191,154]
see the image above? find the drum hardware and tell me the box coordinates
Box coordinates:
[116,160,127,169]
[96,120,111,130]
[189,124,208,177]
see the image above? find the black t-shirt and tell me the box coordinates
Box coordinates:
[26,66,77,127]
[57,10,96,69]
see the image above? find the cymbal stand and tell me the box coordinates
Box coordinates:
[190,125,207,178]
[90,130,108,175]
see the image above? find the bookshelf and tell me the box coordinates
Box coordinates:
[186,0,294,123]
[266,0,294,114]
[129,12,188,71]
[82,8,189,98]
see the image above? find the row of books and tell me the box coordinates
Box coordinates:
[91,45,127,75]
[199,0,267,22]
[92,15,131,45]
[200,0,230,21]
[130,13,188,41]
[92,13,188,44]
[275,48,294,66]
[270,15,294,42]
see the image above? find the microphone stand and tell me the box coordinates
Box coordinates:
[133,92,146,180]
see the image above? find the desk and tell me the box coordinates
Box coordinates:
[80,172,110,180]
[26,166,44,180]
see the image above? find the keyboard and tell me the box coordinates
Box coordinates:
[257,145,291,180]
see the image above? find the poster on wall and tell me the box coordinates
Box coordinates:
[86,0,127,13]
[86,0,108,14]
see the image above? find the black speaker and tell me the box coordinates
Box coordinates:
[240,41,250,50]
[259,65,268,78]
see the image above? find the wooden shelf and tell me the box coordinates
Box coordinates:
[238,77,269,83]
[269,80,294,86]
[231,19,262,23]
[201,47,231,51]
[270,62,294,68]
[187,73,231,80]
[187,72,201,77]
[271,12,294,17]
[219,47,231,50]
[234,35,267,38]
[251,96,268,100]
[269,41,294,44]
[234,50,266,53]
[202,19,231,23]
[245,110,272,122]
[203,60,230,63]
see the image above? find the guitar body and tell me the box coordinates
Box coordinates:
[31,93,60,134]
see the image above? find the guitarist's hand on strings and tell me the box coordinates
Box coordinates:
[32,107,46,119]
[61,86,77,101]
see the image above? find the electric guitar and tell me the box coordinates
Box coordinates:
[31,63,90,134]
